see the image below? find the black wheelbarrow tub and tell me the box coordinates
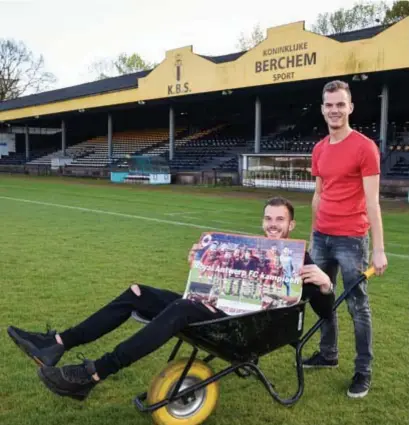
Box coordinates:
[132,302,306,364]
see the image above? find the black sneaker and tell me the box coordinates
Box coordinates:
[347,373,371,398]
[38,359,98,401]
[7,325,65,367]
[301,351,339,368]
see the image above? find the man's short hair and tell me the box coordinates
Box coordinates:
[322,80,352,101]
[264,196,295,220]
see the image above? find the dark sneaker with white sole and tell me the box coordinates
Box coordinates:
[301,351,339,368]
[347,373,371,398]
[7,325,65,367]
[38,359,98,401]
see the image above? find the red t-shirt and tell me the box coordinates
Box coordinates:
[311,130,380,236]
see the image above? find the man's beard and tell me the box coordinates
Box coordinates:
[327,117,345,130]
[328,123,343,130]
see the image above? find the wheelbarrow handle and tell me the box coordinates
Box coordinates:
[363,266,376,279]
[333,266,376,310]
[298,266,377,350]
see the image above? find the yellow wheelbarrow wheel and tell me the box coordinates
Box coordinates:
[147,359,220,425]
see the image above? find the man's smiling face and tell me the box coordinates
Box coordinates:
[262,205,295,239]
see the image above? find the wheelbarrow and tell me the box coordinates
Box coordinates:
[132,267,376,425]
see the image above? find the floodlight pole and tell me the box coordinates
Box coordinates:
[108,113,113,161]
[255,96,261,154]
[380,84,389,156]
[61,120,66,156]
[169,106,175,161]
[25,125,30,161]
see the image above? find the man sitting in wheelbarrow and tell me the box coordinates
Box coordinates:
[8,196,335,401]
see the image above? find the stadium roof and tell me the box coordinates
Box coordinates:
[200,24,391,64]
[0,23,392,113]
[0,70,151,112]
[327,23,390,42]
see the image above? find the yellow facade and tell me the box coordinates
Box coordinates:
[1,18,408,121]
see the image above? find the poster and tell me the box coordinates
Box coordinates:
[183,232,306,315]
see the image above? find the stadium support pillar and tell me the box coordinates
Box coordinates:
[380,84,389,156]
[61,120,66,156]
[25,125,30,161]
[254,96,261,153]
[169,106,175,160]
[108,113,113,161]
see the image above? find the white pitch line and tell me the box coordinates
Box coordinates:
[296,229,409,251]
[187,216,263,230]
[1,195,408,260]
[209,220,262,230]
[387,242,409,248]
[208,219,231,224]
[387,252,409,259]
[165,211,202,216]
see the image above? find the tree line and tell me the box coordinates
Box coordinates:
[0,1,408,101]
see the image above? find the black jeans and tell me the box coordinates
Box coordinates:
[60,285,225,379]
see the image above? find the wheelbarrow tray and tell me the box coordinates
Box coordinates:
[176,302,306,363]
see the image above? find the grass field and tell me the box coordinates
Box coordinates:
[0,175,408,425]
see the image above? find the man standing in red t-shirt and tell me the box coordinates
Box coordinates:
[302,80,388,399]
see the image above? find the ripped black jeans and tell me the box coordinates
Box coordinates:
[59,285,225,379]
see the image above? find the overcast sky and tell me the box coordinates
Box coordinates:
[1,0,364,89]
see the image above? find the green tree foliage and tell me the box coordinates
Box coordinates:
[311,1,390,35]
[89,52,156,80]
[383,0,409,23]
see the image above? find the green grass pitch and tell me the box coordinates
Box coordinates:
[0,175,408,425]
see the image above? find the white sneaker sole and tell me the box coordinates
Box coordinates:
[347,389,369,398]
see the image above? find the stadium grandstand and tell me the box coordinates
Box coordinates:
[0,18,408,194]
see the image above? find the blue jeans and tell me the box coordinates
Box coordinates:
[310,230,373,375]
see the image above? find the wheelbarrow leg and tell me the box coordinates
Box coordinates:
[167,339,184,362]
[238,360,305,407]
[203,354,216,363]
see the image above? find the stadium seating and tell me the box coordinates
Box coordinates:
[260,137,320,153]
[155,132,250,171]
[218,157,239,170]
[143,124,226,157]
[386,123,409,179]
[0,148,56,165]
[351,122,380,142]
[28,141,98,166]
[3,116,406,177]
[0,152,28,165]
[163,139,236,171]
[386,156,409,177]
[28,129,185,168]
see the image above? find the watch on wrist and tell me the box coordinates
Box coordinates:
[322,281,333,294]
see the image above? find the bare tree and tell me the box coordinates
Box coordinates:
[236,23,265,51]
[0,39,56,101]
[89,52,156,80]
